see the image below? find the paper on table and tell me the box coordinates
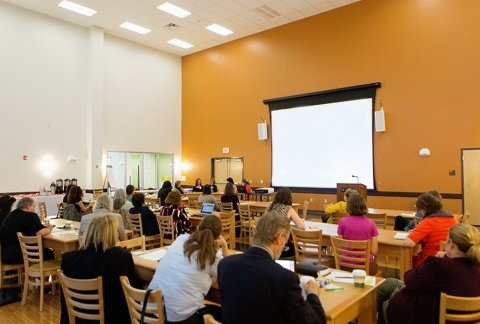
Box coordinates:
[394,232,409,240]
[326,271,354,284]
[52,229,78,235]
[139,250,167,262]
[365,276,376,286]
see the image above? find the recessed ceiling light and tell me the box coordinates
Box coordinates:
[157,2,191,18]
[206,24,233,36]
[167,38,193,49]
[120,22,151,35]
[58,0,96,17]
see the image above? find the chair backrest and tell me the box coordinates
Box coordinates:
[120,276,165,324]
[459,212,471,224]
[17,232,44,271]
[203,314,221,324]
[128,212,144,237]
[58,270,105,324]
[291,227,322,264]
[156,215,175,246]
[439,240,447,251]
[119,209,131,230]
[301,201,309,220]
[0,243,23,288]
[439,292,480,324]
[366,212,386,229]
[219,202,233,212]
[56,202,64,219]
[188,197,198,209]
[117,236,146,252]
[219,211,235,249]
[37,201,47,221]
[330,236,371,273]
[328,211,348,224]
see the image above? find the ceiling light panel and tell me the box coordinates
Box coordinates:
[58,0,96,17]
[168,38,194,49]
[157,2,191,18]
[120,22,151,35]
[206,24,233,36]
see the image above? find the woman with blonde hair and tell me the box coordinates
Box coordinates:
[60,215,139,324]
[377,223,480,324]
[148,215,229,323]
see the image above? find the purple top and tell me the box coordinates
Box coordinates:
[337,215,379,260]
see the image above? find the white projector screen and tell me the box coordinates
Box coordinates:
[271,98,374,189]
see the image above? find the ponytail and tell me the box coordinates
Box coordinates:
[449,224,480,263]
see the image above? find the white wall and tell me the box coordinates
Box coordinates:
[0,2,182,193]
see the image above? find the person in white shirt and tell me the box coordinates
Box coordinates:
[148,215,230,323]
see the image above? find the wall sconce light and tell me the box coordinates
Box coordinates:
[419,148,431,157]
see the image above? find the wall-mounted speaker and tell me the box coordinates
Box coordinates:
[374,109,385,132]
[257,122,268,140]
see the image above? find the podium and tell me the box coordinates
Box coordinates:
[336,183,367,201]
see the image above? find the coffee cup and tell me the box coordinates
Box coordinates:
[352,269,367,288]
[64,220,72,228]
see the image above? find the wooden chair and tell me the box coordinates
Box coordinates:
[0,243,23,288]
[117,236,146,252]
[17,232,60,311]
[37,201,47,221]
[219,202,233,212]
[438,292,480,323]
[120,209,131,230]
[93,189,104,201]
[301,201,309,220]
[145,235,162,250]
[439,240,447,251]
[128,213,143,237]
[458,212,471,224]
[330,236,371,273]
[327,211,347,224]
[219,211,236,249]
[58,270,104,324]
[56,202,64,219]
[120,276,165,324]
[291,228,334,267]
[238,204,255,243]
[156,215,175,246]
[367,212,387,229]
[203,314,221,324]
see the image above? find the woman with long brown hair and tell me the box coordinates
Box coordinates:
[148,215,230,323]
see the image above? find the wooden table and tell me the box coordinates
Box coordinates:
[305,221,415,280]
[320,277,384,324]
[43,219,80,258]
[133,247,383,323]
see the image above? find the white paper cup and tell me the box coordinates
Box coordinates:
[352,269,367,288]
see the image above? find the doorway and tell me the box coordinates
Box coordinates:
[211,157,244,190]
[462,148,480,225]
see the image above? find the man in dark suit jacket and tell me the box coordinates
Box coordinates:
[218,211,326,324]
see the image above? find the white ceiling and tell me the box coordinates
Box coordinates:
[1,0,360,56]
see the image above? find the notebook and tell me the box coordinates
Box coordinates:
[197,203,215,216]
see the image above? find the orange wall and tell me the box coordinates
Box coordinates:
[182,0,480,213]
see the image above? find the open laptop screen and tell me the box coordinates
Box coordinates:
[200,203,215,215]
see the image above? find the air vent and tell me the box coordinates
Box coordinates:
[164,23,180,30]
[254,5,281,19]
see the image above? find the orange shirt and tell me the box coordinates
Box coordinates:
[408,215,458,268]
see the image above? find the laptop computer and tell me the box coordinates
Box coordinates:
[196,203,215,216]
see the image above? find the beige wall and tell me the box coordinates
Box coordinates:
[182,0,480,213]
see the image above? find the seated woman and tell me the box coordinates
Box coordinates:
[64,185,93,221]
[129,193,159,236]
[79,194,126,240]
[148,215,230,323]
[192,178,203,192]
[403,193,457,268]
[159,191,192,236]
[323,188,357,222]
[267,187,305,258]
[209,177,218,192]
[198,185,220,211]
[337,194,379,275]
[221,182,240,213]
[158,180,173,206]
[0,194,16,225]
[174,180,185,195]
[60,215,140,324]
[112,188,133,229]
[0,197,54,265]
[226,177,238,194]
[377,223,480,324]
[62,184,75,203]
